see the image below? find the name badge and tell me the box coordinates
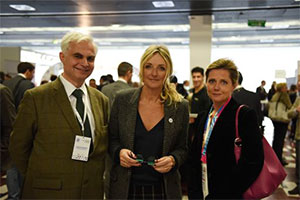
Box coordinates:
[71,135,91,162]
[202,163,209,198]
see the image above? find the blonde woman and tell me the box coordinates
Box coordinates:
[270,82,292,165]
[108,45,189,199]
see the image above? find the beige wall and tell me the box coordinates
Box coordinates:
[189,15,212,72]
[0,47,21,75]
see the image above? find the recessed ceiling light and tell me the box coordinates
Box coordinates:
[152,1,175,8]
[9,4,36,11]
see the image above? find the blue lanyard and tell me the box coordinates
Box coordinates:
[201,97,231,162]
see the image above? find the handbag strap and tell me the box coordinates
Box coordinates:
[235,105,245,139]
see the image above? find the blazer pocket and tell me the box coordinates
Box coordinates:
[33,178,62,190]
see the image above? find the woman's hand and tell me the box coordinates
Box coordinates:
[119,149,141,168]
[153,155,175,173]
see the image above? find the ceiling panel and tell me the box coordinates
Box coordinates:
[0,0,299,47]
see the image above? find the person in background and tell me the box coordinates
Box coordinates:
[97,75,107,91]
[108,45,189,199]
[106,74,114,83]
[50,74,58,82]
[9,31,109,199]
[232,71,264,133]
[102,61,133,108]
[256,80,268,101]
[89,78,97,88]
[188,67,211,117]
[270,82,292,166]
[3,62,35,200]
[288,95,300,195]
[188,58,263,199]
[268,81,277,101]
[3,62,35,109]
[131,82,140,88]
[289,84,298,140]
[183,80,190,92]
[289,84,298,104]
[169,75,187,98]
[0,84,16,199]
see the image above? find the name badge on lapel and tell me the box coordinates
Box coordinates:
[71,135,91,162]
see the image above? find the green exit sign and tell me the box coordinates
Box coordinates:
[248,20,266,27]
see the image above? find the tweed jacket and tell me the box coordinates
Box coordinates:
[101,80,131,108]
[3,74,35,108]
[108,87,189,199]
[0,84,16,171]
[188,98,264,199]
[9,78,109,199]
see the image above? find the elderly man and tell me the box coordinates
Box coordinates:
[9,32,109,199]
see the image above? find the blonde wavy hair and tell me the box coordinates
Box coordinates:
[139,45,182,105]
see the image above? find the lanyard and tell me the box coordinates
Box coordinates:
[201,97,231,163]
[74,98,88,135]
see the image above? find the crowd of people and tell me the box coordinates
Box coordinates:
[0,31,299,200]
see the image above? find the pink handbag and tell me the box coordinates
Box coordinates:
[235,105,287,199]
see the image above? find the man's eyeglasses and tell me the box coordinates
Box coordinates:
[135,154,155,166]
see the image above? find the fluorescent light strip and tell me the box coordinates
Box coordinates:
[9,4,36,11]
[0,24,190,33]
[152,1,175,8]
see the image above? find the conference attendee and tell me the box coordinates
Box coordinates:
[50,74,58,82]
[3,62,35,199]
[0,84,16,199]
[9,31,109,199]
[108,45,189,199]
[97,75,108,91]
[268,81,277,101]
[287,96,300,195]
[89,78,97,88]
[188,66,211,116]
[188,58,264,199]
[256,80,268,101]
[269,82,292,166]
[102,61,133,107]
[3,62,35,109]
[232,71,264,132]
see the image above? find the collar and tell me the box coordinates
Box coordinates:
[234,85,243,90]
[118,77,127,83]
[59,75,87,98]
[18,73,26,79]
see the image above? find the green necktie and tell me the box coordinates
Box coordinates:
[72,89,93,153]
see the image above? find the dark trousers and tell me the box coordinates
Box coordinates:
[272,121,288,163]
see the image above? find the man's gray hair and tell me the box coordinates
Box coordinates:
[61,32,98,54]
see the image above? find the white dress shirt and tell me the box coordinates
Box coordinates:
[59,75,95,141]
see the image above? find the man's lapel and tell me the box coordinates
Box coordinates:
[88,87,101,149]
[52,79,80,134]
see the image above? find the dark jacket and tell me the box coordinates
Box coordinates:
[188,98,264,199]
[108,87,189,199]
[0,84,16,171]
[233,87,263,126]
[3,75,35,109]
